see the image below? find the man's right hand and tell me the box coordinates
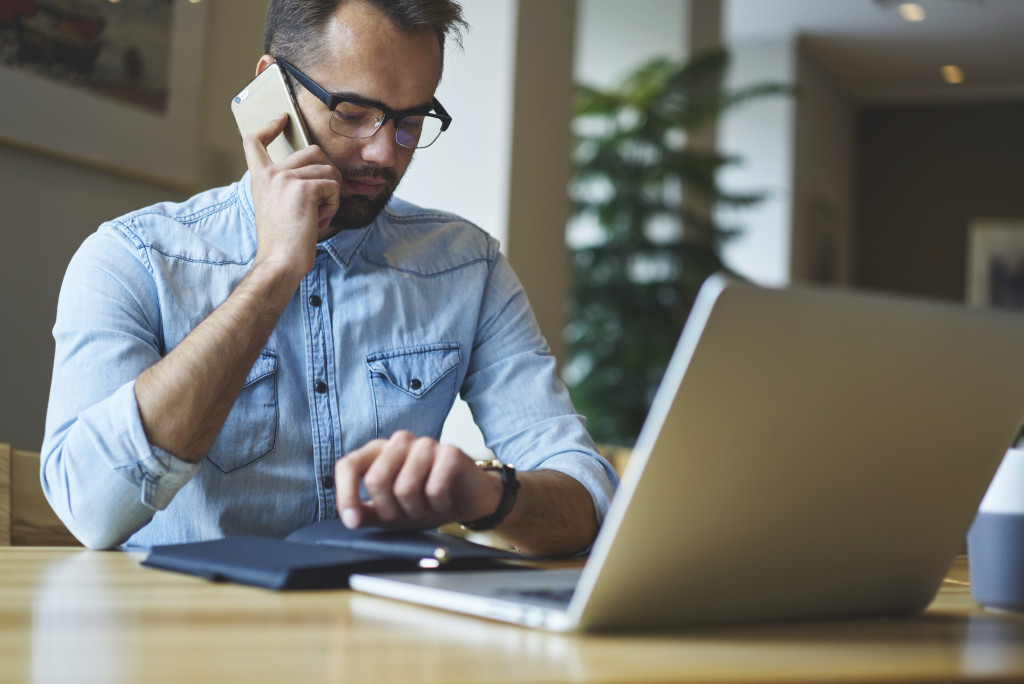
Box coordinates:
[242,113,342,284]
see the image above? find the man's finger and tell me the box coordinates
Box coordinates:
[362,433,416,523]
[423,444,465,515]
[241,112,288,172]
[393,437,438,520]
[312,179,341,230]
[335,439,386,527]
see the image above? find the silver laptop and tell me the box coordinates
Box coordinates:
[351,274,1024,631]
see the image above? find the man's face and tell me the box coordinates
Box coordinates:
[292,1,443,237]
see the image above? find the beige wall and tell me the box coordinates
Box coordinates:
[0,1,264,451]
[504,0,576,364]
[790,42,856,286]
[855,101,1024,301]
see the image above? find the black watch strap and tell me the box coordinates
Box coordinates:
[460,459,519,532]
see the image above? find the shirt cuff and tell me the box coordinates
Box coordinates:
[138,444,201,510]
[98,381,201,511]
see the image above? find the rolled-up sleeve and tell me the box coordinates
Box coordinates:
[461,249,619,524]
[41,223,198,549]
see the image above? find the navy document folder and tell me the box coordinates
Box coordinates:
[142,520,524,589]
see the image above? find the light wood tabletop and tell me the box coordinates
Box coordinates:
[2,547,1024,684]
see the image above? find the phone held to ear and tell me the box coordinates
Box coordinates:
[231,62,311,164]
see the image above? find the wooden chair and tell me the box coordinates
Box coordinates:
[0,443,80,546]
[596,443,633,476]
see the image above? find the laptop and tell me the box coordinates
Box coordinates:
[350,274,1024,631]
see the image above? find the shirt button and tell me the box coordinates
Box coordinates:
[321,475,334,489]
[314,381,328,394]
[410,378,422,390]
[308,294,322,307]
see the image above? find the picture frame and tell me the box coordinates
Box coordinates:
[966,219,1024,310]
[0,0,208,190]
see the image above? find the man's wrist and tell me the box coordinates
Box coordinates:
[460,460,519,532]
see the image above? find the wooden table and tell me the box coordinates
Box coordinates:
[2,548,1024,684]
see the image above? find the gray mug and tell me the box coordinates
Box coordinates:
[968,447,1024,612]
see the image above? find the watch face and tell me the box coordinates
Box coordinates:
[474,459,505,470]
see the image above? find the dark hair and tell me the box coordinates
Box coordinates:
[264,0,467,70]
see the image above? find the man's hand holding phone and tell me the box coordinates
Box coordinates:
[232,60,339,286]
[242,114,342,286]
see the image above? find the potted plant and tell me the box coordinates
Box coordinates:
[564,48,792,447]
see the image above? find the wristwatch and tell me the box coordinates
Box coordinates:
[460,459,519,532]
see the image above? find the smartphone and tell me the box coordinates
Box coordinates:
[230,62,311,164]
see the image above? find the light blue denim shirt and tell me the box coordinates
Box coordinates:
[41,173,618,549]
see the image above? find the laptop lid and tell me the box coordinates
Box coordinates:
[353,275,1024,631]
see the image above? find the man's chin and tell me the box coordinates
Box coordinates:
[326,190,395,234]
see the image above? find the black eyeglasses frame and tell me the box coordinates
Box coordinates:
[275,58,452,149]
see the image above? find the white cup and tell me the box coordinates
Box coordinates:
[968,447,1024,612]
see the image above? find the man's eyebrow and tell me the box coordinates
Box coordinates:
[329,89,435,113]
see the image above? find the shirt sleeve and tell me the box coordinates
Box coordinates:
[460,247,620,524]
[41,222,199,549]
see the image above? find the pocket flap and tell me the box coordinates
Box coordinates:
[366,343,460,398]
[243,350,278,388]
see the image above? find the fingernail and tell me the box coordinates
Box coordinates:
[341,507,360,529]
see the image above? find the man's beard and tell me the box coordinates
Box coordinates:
[329,164,399,232]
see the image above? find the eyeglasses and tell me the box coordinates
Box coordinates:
[276,58,452,149]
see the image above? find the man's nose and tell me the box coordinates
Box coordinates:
[361,121,400,166]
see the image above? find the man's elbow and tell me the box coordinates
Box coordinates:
[70,524,132,551]
[41,477,140,550]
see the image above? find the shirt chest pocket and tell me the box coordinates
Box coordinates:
[366,343,461,440]
[206,350,279,473]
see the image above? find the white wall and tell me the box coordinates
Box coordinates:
[397,0,517,245]
[575,0,688,88]
[717,38,797,286]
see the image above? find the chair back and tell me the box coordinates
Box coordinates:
[0,443,80,546]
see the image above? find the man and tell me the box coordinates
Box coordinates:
[41,0,617,555]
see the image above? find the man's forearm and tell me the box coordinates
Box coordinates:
[496,470,599,556]
[134,263,299,463]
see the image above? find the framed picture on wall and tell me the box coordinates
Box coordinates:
[0,0,207,189]
[966,219,1024,310]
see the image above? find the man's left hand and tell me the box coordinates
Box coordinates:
[334,430,502,530]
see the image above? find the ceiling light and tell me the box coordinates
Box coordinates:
[941,65,965,84]
[898,3,926,21]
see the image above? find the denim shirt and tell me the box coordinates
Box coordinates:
[41,173,618,549]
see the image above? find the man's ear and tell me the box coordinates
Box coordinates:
[255,54,277,77]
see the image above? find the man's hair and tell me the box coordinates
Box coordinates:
[264,0,467,70]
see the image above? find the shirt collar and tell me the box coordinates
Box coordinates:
[318,220,374,268]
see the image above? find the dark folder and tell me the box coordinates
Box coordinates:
[141,520,525,590]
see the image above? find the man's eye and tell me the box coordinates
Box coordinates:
[399,116,425,132]
[336,110,370,124]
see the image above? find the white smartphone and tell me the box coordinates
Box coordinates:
[230,62,311,164]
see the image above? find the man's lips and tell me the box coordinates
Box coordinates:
[343,177,386,195]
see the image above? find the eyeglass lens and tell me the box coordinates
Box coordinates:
[329,101,444,149]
